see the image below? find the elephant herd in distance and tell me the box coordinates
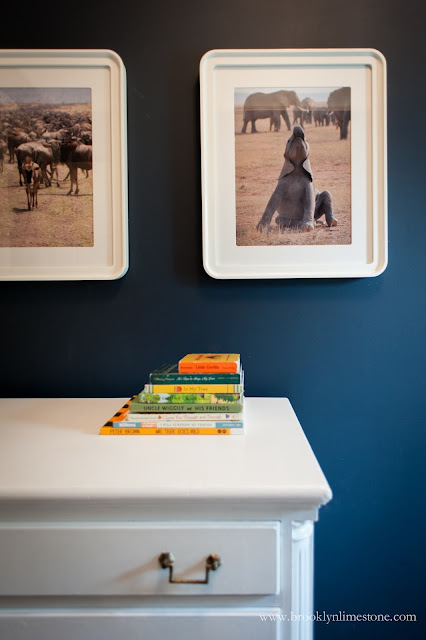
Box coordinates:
[241,87,351,140]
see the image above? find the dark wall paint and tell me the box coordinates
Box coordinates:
[1,1,425,638]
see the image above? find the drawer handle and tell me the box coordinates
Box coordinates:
[158,552,222,584]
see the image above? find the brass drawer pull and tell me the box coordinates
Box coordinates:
[158,552,221,584]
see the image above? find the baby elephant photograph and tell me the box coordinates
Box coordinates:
[234,85,351,247]
[256,125,337,233]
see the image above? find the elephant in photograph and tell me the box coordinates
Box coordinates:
[269,110,281,132]
[313,107,332,127]
[313,109,323,126]
[292,108,304,126]
[327,87,351,139]
[300,98,314,124]
[256,126,338,232]
[242,90,301,133]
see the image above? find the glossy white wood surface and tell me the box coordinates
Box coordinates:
[0,397,331,508]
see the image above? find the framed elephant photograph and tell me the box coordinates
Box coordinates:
[0,50,128,281]
[200,49,387,279]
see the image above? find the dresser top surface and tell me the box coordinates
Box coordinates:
[0,397,331,507]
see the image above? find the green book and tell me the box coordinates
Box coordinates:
[128,400,243,413]
[138,392,242,404]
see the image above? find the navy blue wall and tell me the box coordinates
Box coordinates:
[1,1,425,637]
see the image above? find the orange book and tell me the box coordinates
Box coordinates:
[99,426,241,436]
[178,353,240,373]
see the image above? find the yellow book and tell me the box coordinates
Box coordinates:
[144,384,242,393]
[178,353,240,373]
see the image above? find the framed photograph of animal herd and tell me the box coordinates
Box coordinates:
[200,49,387,278]
[0,49,128,280]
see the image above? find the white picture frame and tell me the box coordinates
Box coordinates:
[200,48,387,279]
[0,49,128,280]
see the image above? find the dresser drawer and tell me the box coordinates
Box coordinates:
[0,522,280,596]
[0,610,281,640]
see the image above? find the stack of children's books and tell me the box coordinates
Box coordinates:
[100,354,244,436]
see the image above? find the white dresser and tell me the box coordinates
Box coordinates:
[0,397,331,640]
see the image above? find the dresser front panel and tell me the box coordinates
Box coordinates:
[0,610,282,640]
[0,522,280,596]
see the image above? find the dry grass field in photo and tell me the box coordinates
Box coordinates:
[0,102,93,248]
[235,105,351,246]
[0,162,93,248]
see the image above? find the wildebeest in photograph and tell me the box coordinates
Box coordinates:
[0,87,93,247]
[235,86,351,246]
